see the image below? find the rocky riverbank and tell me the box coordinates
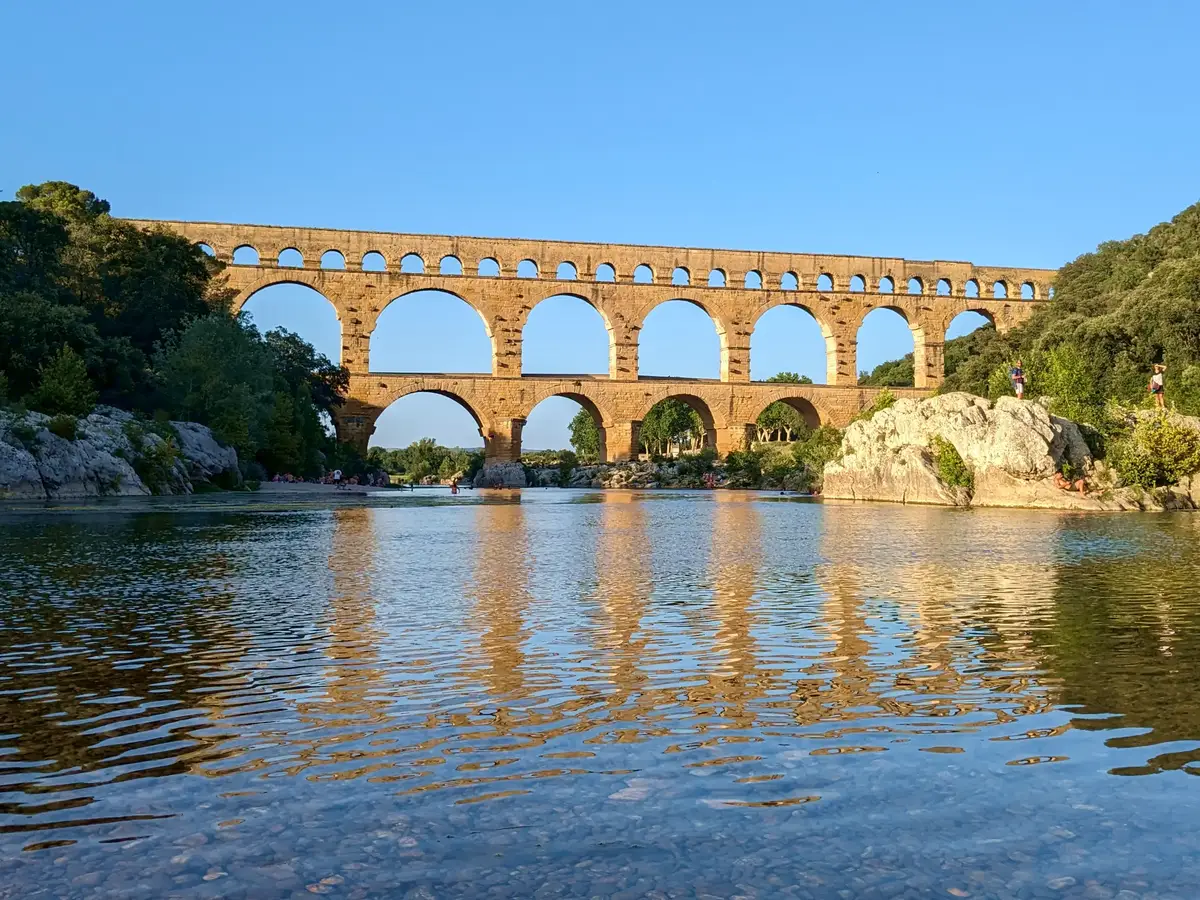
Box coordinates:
[0,407,240,501]
[823,393,1200,511]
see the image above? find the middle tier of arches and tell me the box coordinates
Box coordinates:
[229,269,1024,388]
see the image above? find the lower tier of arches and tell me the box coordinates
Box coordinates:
[332,374,929,463]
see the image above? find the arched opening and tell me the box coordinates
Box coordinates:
[639,300,721,379]
[478,257,500,277]
[400,253,425,274]
[233,245,259,265]
[321,250,345,269]
[522,294,609,375]
[672,266,690,286]
[517,259,538,279]
[965,279,980,298]
[596,263,616,282]
[1049,286,1056,299]
[440,255,463,276]
[993,281,1008,299]
[633,264,654,284]
[753,396,821,442]
[362,251,387,272]
[639,395,716,457]
[708,269,726,288]
[744,270,763,289]
[197,242,216,257]
[523,394,607,463]
[907,277,923,295]
[239,283,342,366]
[936,278,952,296]
[781,272,798,291]
[946,310,994,341]
[556,261,577,280]
[856,307,915,385]
[750,305,828,384]
[817,273,833,292]
[849,275,866,293]
[369,391,484,461]
[278,248,303,268]
[1021,282,1035,300]
[369,290,491,373]
[878,276,895,294]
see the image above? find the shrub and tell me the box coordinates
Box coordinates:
[852,389,896,423]
[27,345,96,416]
[723,449,764,487]
[1110,413,1200,489]
[8,419,38,450]
[47,414,78,440]
[931,435,973,491]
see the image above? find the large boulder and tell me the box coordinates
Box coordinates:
[473,461,528,488]
[0,408,240,501]
[171,421,240,487]
[823,393,1098,508]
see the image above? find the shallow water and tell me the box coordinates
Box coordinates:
[2,492,1200,898]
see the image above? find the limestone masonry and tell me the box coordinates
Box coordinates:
[126,219,1052,461]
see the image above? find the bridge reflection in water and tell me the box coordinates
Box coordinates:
[5,497,1200,894]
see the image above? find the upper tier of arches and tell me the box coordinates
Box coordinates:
[129,219,1057,301]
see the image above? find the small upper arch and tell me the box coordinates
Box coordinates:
[232,245,259,265]
[320,249,346,269]
[196,242,216,257]
[780,272,798,291]
[744,270,763,290]
[361,251,387,272]
[633,264,654,284]
[595,263,616,283]
[671,266,690,286]
[400,253,425,274]
[849,275,866,293]
[1021,281,1036,300]
[964,278,980,298]
[477,257,500,277]
[440,255,463,276]
[936,278,952,296]
[817,273,834,292]
[878,276,895,294]
[517,259,539,279]
[556,261,578,280]
[708,269,727,288]
[992,280,1008,299]
[907,276,923,295]
[278,248,303,268]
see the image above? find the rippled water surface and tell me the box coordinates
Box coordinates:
[4,492,1200,898]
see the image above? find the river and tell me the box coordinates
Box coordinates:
[2,491,1199,898]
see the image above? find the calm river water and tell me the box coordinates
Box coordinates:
[3,491,1200,898]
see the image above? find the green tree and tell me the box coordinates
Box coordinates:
[155,314,275,459]
[640,398,704,456]
[568,407,602,462]
[27,345,97,416]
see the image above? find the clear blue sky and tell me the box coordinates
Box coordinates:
[4,1,1198,449]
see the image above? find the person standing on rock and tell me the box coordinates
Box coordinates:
[1150,364,1166,409]
[1010,360,1026,400]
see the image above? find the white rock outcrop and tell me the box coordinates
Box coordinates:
[473,461,528,488]
[823,393,1097,508]
[0,408,239,501]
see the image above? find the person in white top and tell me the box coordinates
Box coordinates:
[332,468,343,488]
[1150,364,1166,410]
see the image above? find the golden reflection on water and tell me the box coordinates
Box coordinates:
[8,495,1200,863]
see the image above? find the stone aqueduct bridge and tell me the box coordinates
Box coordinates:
[128,219,1053,462]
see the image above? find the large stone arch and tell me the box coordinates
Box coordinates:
[369,285,496,375]
[631,294,733,382]
[740,391,829,432]
[228,269,341,315]
[522,388,617,463]
[748,298,839,384]
[518,290,616,376]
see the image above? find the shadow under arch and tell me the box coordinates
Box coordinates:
[238,280,343,366]
[749,300,837,384]
[369,288,493,374]
[521,291,612,376]
[636,296,727,380]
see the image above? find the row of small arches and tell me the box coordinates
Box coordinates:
[202,242,1043,300]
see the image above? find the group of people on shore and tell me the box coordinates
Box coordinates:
[1008,360,1169,496]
